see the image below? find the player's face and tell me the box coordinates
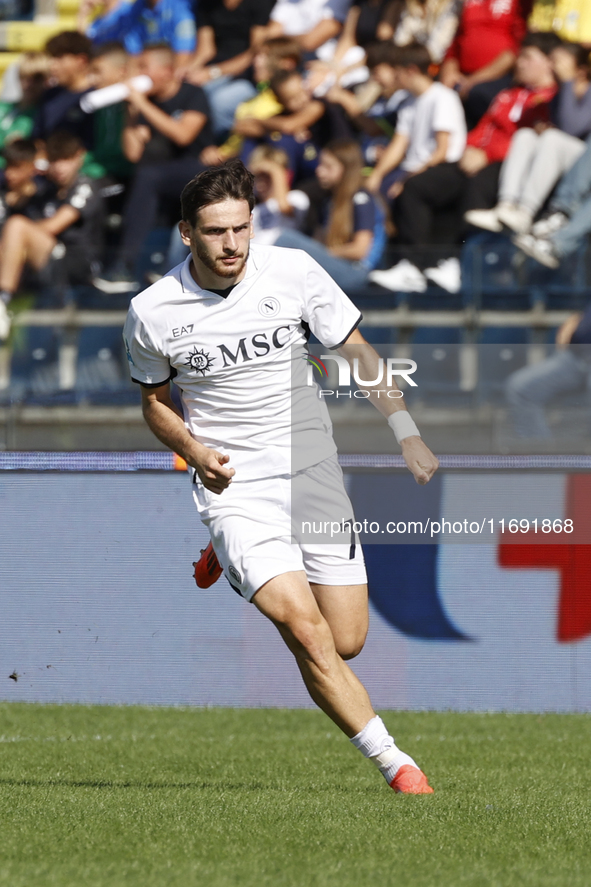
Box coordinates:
[180,199,254,282]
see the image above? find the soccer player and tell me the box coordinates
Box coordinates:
[123,160,439,795]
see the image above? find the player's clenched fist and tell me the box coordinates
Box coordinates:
[191,449,235,494]
[401,437,439,485]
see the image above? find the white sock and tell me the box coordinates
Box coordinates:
[350,715,419,784]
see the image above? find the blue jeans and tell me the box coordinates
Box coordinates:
[505,347,590,437]
[203,76,257,137]
[549,134,591,257]
[166,224,190,272]
[273,229,369,293]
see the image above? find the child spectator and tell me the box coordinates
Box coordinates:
[82,41,134,181]
[94,42,213,293]
[274,139,386,293]
[466,41,591,235]
[0,53,50,162]
[0,131,105,341]
[249,144,310,242]
[201,36,302,166]
[440,0,527,128]
[324,41,413,163]
[239,69,332,183]
[0,139,47,228]
[366,43,466,203]
[33,32,94,150]
[370,33,558,293]
[80,0,196,67]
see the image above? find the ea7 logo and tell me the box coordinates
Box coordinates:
[172,324,195,338]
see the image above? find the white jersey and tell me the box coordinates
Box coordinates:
[123,243,361,481]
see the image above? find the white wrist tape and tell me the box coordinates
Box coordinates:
[387,411,421,443]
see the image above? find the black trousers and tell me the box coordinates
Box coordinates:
[120,157,205,263]
[396,161,502,247]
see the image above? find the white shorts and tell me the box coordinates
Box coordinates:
[192,454,367,602]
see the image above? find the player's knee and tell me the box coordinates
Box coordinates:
[336,627,367,660]
[339,639,366,660]
[282,613,333,665]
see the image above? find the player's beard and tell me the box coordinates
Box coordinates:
[194,240,249,280]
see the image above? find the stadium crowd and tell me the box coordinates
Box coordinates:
[0,0,590,430]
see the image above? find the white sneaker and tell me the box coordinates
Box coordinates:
[496,203,533,234]
[464,207,502,232]
[0,300,10,341]
[531,212,568,238]
[369,259,427,292]
[423,257,461,293]
[513,234,560,269]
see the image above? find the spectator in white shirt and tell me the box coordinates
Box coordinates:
[264,0,352,58]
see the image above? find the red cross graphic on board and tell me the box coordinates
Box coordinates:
[498,475,591,642]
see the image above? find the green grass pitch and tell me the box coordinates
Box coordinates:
[0,703,589,887]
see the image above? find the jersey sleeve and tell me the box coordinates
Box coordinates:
[300,252,362,348]
[123,303,173,386]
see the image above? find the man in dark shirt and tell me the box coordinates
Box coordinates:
[94,42,213,293]
[0,131,105,341]
[32,31,95,150]
[185,0,273,137]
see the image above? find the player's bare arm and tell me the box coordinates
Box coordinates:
[141,383,235,494]
[338,328,439,485]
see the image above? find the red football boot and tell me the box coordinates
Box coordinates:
[390,765,434,794]
[193,541,223,588]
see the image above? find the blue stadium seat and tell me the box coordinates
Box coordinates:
[476,327,530,404]
[76,326,131,394]
[8,326,61,401]
[408,327,469,406]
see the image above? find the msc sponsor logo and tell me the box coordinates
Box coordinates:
[217,325,292,367]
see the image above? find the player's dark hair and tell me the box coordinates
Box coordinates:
[46,130,84,161]
[365,41,401,70]
[91,40,127,61]
[181,160,255,225]
[45,30,92,58]
[3,138,36,166]
[521,31,562,57]
[394,42,432,74]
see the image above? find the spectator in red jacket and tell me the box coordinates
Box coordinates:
[440,0,527,128]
